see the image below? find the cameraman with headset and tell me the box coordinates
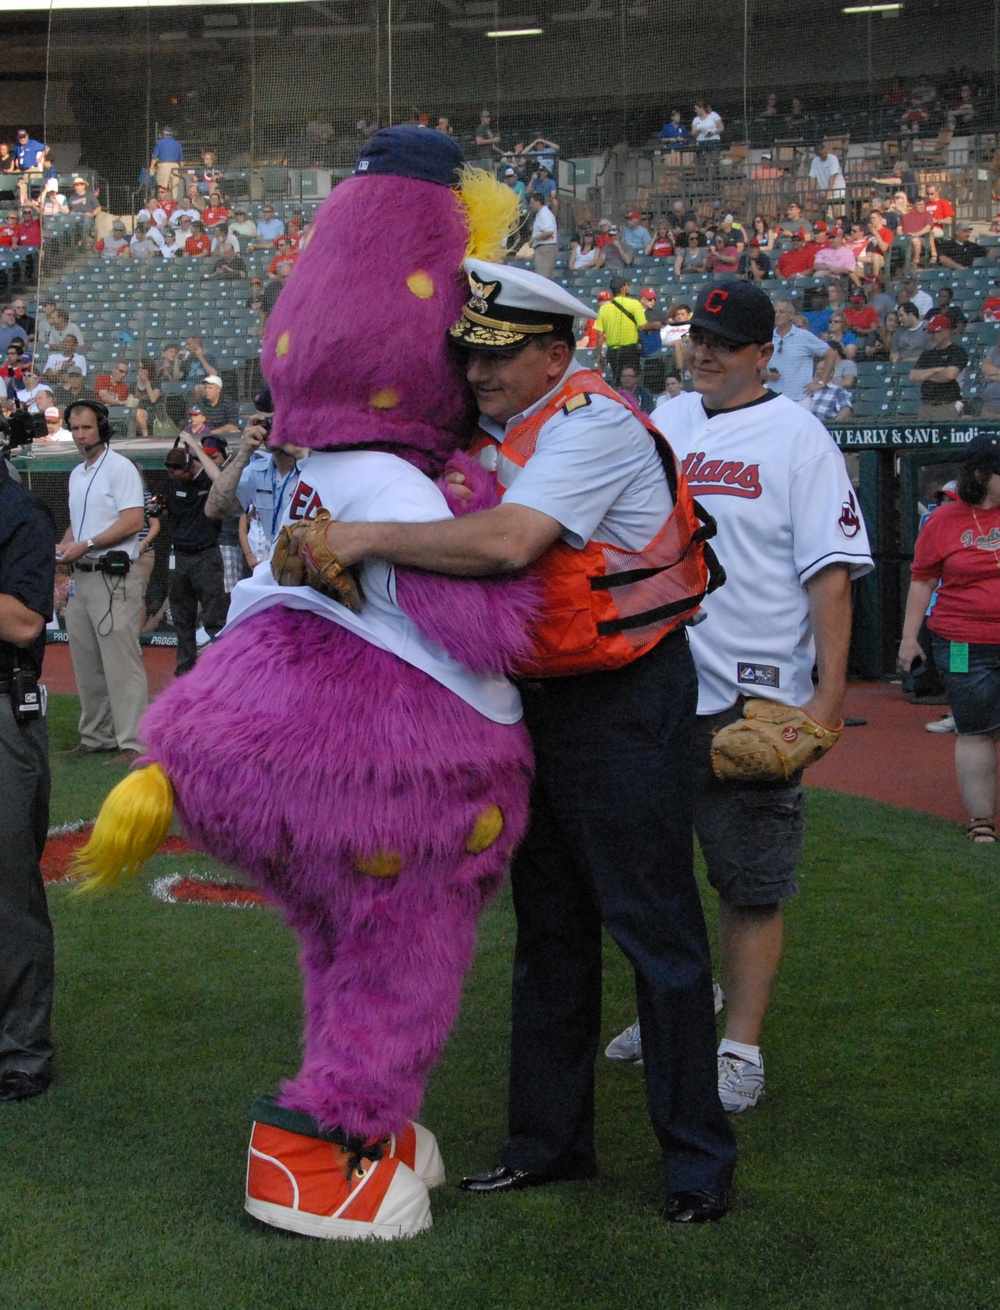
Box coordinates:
[55,401,148,766]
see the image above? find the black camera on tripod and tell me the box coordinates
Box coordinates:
[0,402,47,452]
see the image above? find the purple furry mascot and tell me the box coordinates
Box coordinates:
[75,129,536,1240]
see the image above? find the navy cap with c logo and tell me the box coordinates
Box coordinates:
[690,279,775,345]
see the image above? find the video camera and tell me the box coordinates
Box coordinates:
[0,401,47,452]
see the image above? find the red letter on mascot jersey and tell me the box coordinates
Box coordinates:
[288,481,323,522]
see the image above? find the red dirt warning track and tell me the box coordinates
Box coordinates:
[43,645,967,826]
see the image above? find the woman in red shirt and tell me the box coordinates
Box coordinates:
[644,221,674,258]
[899,434,1000,841]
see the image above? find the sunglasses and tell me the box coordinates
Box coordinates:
[687,327,748,354]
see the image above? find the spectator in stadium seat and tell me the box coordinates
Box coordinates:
[94,220,130,258]
[52,365,85,409]
[198,374,240,435]
[67,176,100,214]
[864,310,898,362]
[825,315,859,383]
[268,236,298,277]
[0,306,29,355]
[844,289,879,342]
[787,96,810,130]
[94,360,131,406]
[171,213,196,248]
[891,303,931,364]
[569,229,604,271]
[775,231,818,280]
[0,208,18,247]
[32,299,57,346]
[474,110,501,168]
[621,210,652,254]
[775,201,813,241]
[617,365,654,415]
[857,213,891,281]
[898,277,933,317]
[153,225,183,259]
[669,199,698,233]
[528,193,558,280]
[674,231,708,278]
[149,126,185,196]
[182,336,216,390]
[46,308,85,351]
[195,149,224,196]
[900,196,936,267]
[158,343,188,383]
[130,221,160,259]
[981,279,1000,322]
[644,221,674,259]
[526,165,558,221]
[911,316,968,420]
[44,335,86,380]
[809,142,846,213]
[435,117,453,136]
[923,286,967,329]
[250,205,284,250]
[706,229,739,275]
[749,214,775,252]
[0,142,14,175]
[40,180,68,217]
[803,282,846,335]
[13,128,46,205]
[924,183,955,235]
[737,240,771,282]
[14,206,41,248]
[40,405,72,442]
[206,241,247,280]
[177,185,204,220]
[947,84,976,128]
[228,207,256,242]
[798,381,854,425]
[260,263,291,328]
[9,299,34,342]
[659,110,688,145]
[814,226,860,284]
[979,341,1000,418]
[184,219,212,258]
[132,360,161,438]
[765,299,836,401]
[201,192,229,229]
[0,343,30,401]
[936,222,989,270]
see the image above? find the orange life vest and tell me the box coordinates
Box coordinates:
[477,370,723,678]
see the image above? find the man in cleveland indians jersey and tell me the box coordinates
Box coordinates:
[609,280,873,1113]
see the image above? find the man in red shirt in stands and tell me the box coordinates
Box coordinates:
[268,236,298,278]
[94,360,131,405]
[845,290,879,336]
[184,219,212,258]
[200,191,230,229]
[776,231,818,280]
[14,205,41,248]
[924,183,954,235]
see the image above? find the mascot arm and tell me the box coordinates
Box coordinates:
[397,455,540,675]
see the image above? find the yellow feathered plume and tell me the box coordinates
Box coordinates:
[69,763,175,895]
[458,166,521,263]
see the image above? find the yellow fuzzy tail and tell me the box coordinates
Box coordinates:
[69,763,175,895]
[458,166,522,263]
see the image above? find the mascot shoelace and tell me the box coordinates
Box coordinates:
[71,127,539,1241]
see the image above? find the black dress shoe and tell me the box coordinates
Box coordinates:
[458,1165,557,1194]
[662,1189,728,1224]
[0,1070,52,1103]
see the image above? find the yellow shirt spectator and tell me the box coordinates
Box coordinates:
[594,295,647,347]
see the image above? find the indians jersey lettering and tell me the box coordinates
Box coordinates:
[653,390,874,714]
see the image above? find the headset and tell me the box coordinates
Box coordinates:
[64,398,112,452]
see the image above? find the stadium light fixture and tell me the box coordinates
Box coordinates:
[842,3,902,11]
[485,27,544,37]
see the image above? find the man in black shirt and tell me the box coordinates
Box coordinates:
[0,455,55,1102]
[163,436,230,675]
[910,316,968,421]
[936,222,988,270]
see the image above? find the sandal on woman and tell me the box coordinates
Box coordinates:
[966,819,997,844]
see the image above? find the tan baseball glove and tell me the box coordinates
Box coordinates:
[710,698,843,783]
[270,510,364,613]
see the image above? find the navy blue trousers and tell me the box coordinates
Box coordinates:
[500,631,737,1195]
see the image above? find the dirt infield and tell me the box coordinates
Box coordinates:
[43,644,966,826]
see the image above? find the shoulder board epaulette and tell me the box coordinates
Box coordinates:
[563,393,592,415]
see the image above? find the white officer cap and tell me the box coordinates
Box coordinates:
[449,259,595,350]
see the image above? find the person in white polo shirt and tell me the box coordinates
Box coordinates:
[55,400,148,764]
[528,193,558,281]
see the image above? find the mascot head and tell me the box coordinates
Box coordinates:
[262,126,519,474]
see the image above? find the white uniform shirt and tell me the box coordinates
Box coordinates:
[67,446,144,560]
[654,390,874,714]
[223,450,522,724]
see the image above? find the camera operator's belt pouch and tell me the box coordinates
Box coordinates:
[74,551,131,577]
[3,667,42,722]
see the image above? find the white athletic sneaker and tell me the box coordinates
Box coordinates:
[604,982,726,1064]
[926,713,956,734]
[195,626,212,649]
[717,1052,765,1113]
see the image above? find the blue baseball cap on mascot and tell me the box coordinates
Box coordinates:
[355,125,465,187]
[690,278,775,345]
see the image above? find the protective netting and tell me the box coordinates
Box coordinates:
[0,0,998,430]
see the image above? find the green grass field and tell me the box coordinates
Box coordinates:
[4,695,999,1310]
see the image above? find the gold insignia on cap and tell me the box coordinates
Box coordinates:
[449,321,528,347]
[468,274,499,314]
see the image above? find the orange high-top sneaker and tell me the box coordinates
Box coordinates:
[245,1097,431,1240]
[381,1121,446,1189]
